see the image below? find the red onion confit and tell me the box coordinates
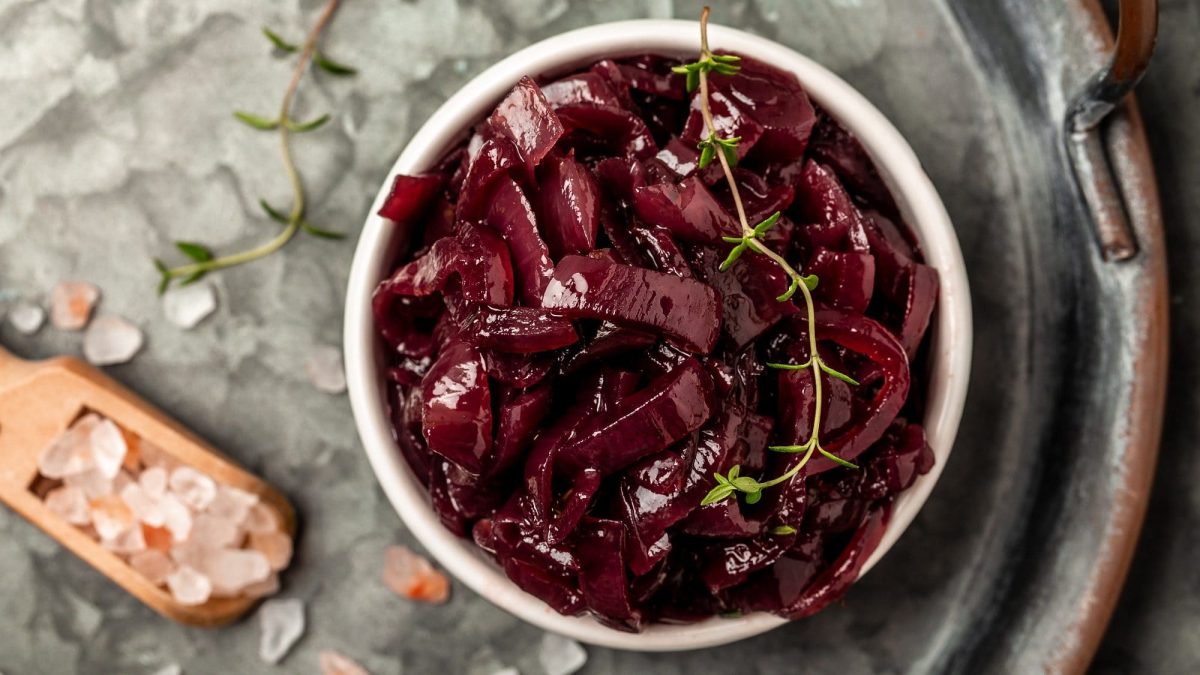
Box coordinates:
[373,52,938,630]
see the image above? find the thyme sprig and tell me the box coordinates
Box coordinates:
[153,0,351,293]
[688,6,859,507]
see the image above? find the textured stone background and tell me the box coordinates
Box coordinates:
[0,0,1194,673]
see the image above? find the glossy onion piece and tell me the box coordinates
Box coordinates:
[794,161,871,254]
[541,72,624,109]
[457,304,578,353]
[488,76,564,174]
[555,104,658,160]
[540,255,721,353]
[681,88,764,161]
[632,177,741,244]
[777,506,889,619]
[809,111,898,215]
[486,176,555,305]
[457,134,522,220]
[709,55,816,163]
[618,55,687,99]
[692,246,798,348]
[420,341,492,474]
[378,172,443,224]
[376,228,514,306]
[487,384,553,478]
[896,262,939,359]
[554,358,715,476]
[537,153,601,258]
[806,247,877,314]
[576,518,642,631]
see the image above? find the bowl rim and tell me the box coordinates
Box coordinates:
[344,18,972,652]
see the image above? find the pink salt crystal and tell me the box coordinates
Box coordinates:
[89,418,128,478]
[382,545,451,604]
[142,523,174,552]
[90,495,135,540]
[140,466,168,499]
[202,549,271,595]
[138,440,177,471]
[120,482,164,527]
[103,524,146,554]
[45,485,91,526]
[168,466,217,511]
[160,493,193,542]
[170,541,204,569]
[242,573,281,599]
[244,502,280,535]
[190,513,242,549]
[249,531,293,572]
[206,484,259,523]
[50,281,100,331]
[129,550,175,585]
[65,467,113,499]
[304,345,347,394]
[8,301,45,334]
[319,650,370,675]
[166,565,212,606]
[38,413,102,479]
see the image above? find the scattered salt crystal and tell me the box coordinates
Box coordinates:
[242,572,281,598]
[206,484,258,523]
[162,282,217,329]
[83,315,144,366]
[140,466,168,499]
[258,598,305,664]
[45,486,91,526]
[150,664,182,675]
[102,522,146,554]
[166,564,212,606]
[538,634,587,675]
[244,502,280,534]
[249,531,293,571]
[38,413,102,479]
[489,669,519,675]
[50,281,100,331]
[120,482,164,527]
[304,345,347,394]
[319,650,370,675]
[382,545,450,604]
[168,466,217,511]
[8,301,45,334]
[89,494,134,540]
[89,418,128,478]
[160,493,194,542]
[202,548,271,595]
[170,540,204,569]
[189,513,241,550]
[129,549,175,585]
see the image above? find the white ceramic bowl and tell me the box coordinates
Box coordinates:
[345,19,971,652]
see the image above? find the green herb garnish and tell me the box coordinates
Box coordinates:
[689,6,860,507]
[154,0,353,294]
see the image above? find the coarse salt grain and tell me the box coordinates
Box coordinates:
[50,281,100,331]
[38,413,102,479]
[160,493,193,542]
[129,550,175,585]
[89,418,128,479]
[382,545,450,604]
[189,513,242,550]
[83,315,144,366]
[258,598,305,664]
[206,484,258,523]
[120,482,164,527]
[166,564,212,606]
[203,548,271,596]
[304,345,347,394]
[319,650,371,675]
[8,301,45,334]
[140,466,168,499]
[45,485,91,526]
[538,633,587,675]
[162,282,217,329]
[168,466,217,511]
[90,494,134,540]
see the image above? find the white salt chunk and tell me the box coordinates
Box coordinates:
[38,413,102,478]
[304,345,347,394]
[83,315,144,366]
[50,281,100,331]
[162,283,216,329]
[64,467,114,499]
[249,531,293,571]
[150,665,182,675]
[319,650,370,675]
[140,466,168,499]
[138,440,177,471]
[45,485,91,526]
[489,669,519,675]
[538,634,587,675]
[102,524,146,554]
[8,301,45,334]
[243,502,280,534]
[189,513,241,550]
[206,484,258,523]
[89,418,128,478]
[203,548,271,595]
[258,598,305,664]
[89,495,134,540]
[168,466,217,511]
[166,565,212,606]
[129,549,175,586]
[120,482,164,527]
[160,493,193,542]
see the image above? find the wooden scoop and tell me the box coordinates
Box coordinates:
[0,345,296,627]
